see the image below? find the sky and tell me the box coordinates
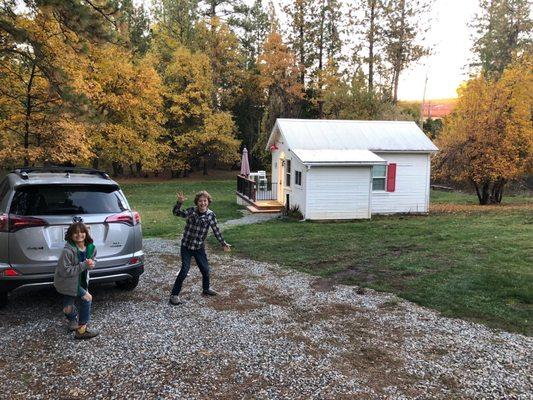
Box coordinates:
[397,0,480,101]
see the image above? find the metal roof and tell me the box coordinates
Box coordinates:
[267,119,438,152]
[292,149,386,165]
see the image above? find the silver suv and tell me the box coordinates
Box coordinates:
[0,167,144,307]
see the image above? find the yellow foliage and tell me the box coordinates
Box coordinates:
[434,55,533,203]
[82,44,165,169]
[0,11,93,166]
[258,31,304,102]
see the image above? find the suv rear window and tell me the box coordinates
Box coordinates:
[10,185,127,215]
[0,179,9,211]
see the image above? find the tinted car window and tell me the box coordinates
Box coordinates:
[0,179,10,211]
[10,185,126,215]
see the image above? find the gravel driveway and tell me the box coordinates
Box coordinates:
[0,238,531,399]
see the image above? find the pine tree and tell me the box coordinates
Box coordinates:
[382,0,431,103]
[470,0,532,77]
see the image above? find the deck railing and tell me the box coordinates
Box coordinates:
[237,175,277,201]
[237,175,256,201]
[255,181,278,201]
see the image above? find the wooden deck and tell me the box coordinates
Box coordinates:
[246,200,284,214]
[237,192,284,213]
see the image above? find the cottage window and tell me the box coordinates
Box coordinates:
[372,165,386,191]
[285,160,291,187]
[295,171,302,186]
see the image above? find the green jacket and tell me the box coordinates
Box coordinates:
[53,242,96,297]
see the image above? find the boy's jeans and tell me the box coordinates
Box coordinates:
[171,246,210,296]
[63,287,91,325]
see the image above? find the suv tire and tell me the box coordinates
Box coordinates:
[115,276,139,291]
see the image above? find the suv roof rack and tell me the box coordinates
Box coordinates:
[11,167,111,180]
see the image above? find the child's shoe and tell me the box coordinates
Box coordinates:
[202,289,218,296]
[74,325,99,340]
[67,320,79,332]
[169,295,183,305]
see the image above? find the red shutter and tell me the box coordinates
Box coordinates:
[386,163,397,192]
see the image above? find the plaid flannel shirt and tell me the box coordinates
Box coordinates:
[173,202,226,250]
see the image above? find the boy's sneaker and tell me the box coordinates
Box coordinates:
[202,289,218,296]
[67,320,79,332]
[169,295,183,305]
[74,326,99,340]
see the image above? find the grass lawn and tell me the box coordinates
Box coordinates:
[122,178,532,335]
[120,179,243,238]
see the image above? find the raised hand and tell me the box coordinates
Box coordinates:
[176,191,187,203]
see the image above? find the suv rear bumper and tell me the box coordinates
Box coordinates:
[0,262,144,293]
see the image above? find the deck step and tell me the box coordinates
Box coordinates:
[246,205,283,214]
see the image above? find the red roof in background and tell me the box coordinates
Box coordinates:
[422,100,455,119]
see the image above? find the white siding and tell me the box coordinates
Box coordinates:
[371,153,430,214]
[289,156,306,216]
[306,167,371,220]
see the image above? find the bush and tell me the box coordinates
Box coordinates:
[283,204,303,220]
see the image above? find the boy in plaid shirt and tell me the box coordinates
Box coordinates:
[169,190,231,305]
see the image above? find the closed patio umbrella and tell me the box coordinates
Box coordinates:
[240,147,251,177]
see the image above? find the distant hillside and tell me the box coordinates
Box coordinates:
[399,98,457,119]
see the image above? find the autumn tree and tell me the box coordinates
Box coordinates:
[153,39,240,175]
[434,56,533,204]
[254,30,304,165]
[82,45,165,176]
[0,0,117,98]
[194,17,245,110]
[0,11,93,167]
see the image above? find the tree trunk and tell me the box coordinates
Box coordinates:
[203,158,209,175]
[368,0,376,93]
[298,2,305,84]
[112,162,122,177]
[23,64,37,166]
[392,0,406,104]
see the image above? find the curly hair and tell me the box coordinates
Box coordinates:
[65,222,94,245]
[194,190,212,206]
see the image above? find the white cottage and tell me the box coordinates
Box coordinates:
[237,118,438,220]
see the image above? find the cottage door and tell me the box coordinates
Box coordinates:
[277,159,284,201]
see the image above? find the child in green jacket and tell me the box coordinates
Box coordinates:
[53,222,98,340]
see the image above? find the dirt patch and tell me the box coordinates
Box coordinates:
[332,267,376,285]
[209,280,261,312]
[254,284,293,307]
[54,359,79,376]
[330,319,423,397]
[310,277,336,292]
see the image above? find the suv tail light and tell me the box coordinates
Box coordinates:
[133,211,141,225]
[105,211,141,226]
[0,267,21,277]
[105,211,134,226]
[0,214,7,232]
[8,215,48,232]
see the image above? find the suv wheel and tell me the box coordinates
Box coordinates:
[0,292,8,308]
[115,276,139,291]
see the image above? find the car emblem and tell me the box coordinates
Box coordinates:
[73,216,83,223]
